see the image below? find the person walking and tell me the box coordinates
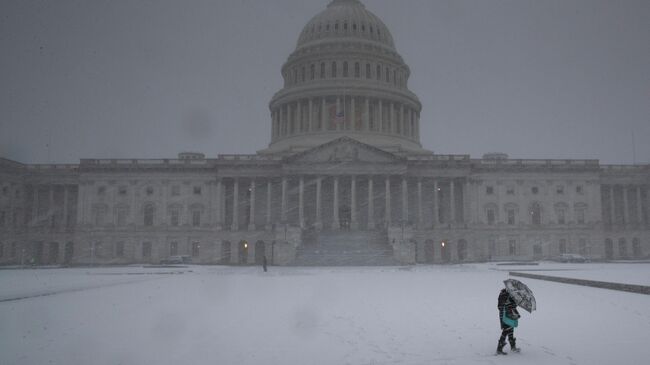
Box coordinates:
[497,287,521,355]
[262,255,268,272]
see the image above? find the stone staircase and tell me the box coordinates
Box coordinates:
[293,230,398,266]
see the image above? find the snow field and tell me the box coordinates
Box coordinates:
[1,264,649,365]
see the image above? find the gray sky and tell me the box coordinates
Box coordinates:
[1,0,649,164]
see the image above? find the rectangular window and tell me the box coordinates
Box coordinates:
[170,241,178,256]
[191,242,200,257]
[579,238,587,255]
[487,209,495,225]
[115,242,124,258]
[142,242,152,258]
[556,185,564,194]
[559,239,567,254]
[486,186,494,195]
[117,208,128,226]
[171,209,180,226]
[558,209,566,224]
[118,186,127,196]
[533,244,542,255]
[97,186,106,195]
[0,211,5,227]
[193,186,202,195]
[11,242,17,257]
[192,211,201,227]
[576,208,585,224]
[508,240,516,255]
[507,209,515,225]
[506,187,515,195]
[171,185,180,196]
[488,239,496,258]
[531,186,539,194]
[576,185,584,194]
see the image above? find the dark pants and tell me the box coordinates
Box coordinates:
[499,324,515,344]
[498,316,517,349]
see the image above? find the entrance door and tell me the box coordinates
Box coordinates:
[605,239,613,260]
[339,205,351,230]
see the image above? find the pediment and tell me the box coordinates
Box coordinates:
[285,137,403,164]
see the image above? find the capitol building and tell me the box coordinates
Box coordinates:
[1,0,649,266]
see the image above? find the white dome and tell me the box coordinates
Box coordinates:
[297,0,395,51]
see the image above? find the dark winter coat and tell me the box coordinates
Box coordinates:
[498,288,520,324]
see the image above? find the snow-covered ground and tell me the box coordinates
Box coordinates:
[1,263,649,365]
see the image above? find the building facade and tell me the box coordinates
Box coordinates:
[1,0,649,266]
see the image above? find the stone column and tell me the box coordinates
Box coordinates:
[296,101,302,133]
[308,98,313,132]
[216,179,223,230]
[399,104,406,135]
[401,176,408,223]
[316,176,322,229]
[417,179,422,228]
[231,179,239,231]
[433,179,439,226]
[336,97,342,131]
[248,179,256,231]
[281,105,286,136]
[49,186,54,224]
[390,102,395,133]
[623,185,629,225]
[299,176,305,228]
[63,185,69,229]
[130,181,137,225]
[364,97,370,131]
[609,185,615,225]
[281,177,288,222]
[378,99,383,132]
[321,98,326,131]
[385,176,391,226]
[450,180,455,224]
[333,177,340,229]
[32,185,39,223]
[367,177,374,229]
[636,185,642,224]
[265,179,272,229]
[351,176,358,229]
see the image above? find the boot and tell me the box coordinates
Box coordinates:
[509,338,520,353]
[496,340,507,355]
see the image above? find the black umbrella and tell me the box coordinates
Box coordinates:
[504,279,537,313]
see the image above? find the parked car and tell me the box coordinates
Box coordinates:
[160,255,192,265]
[554,253,590,263]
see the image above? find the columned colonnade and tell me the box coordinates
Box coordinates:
[602,184,649,226]
[271,96,420,141]
[217,175,468,231]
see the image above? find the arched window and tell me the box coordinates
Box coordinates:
[301,66,305,82]
[343,62,348,77]
[292,68,297,84]
[331,62,337,78]
[344,22,348,31]
[354,62,360,78]
[376,65,381,80]
[320,62,325,78]
[144,204,154,226]
[335,22,339,31]
[393,69,397,85]
[310,64,315,80]
[366,63,371,79]
[386,67,390,82]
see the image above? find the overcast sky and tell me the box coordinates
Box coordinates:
[1,0,649,164]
